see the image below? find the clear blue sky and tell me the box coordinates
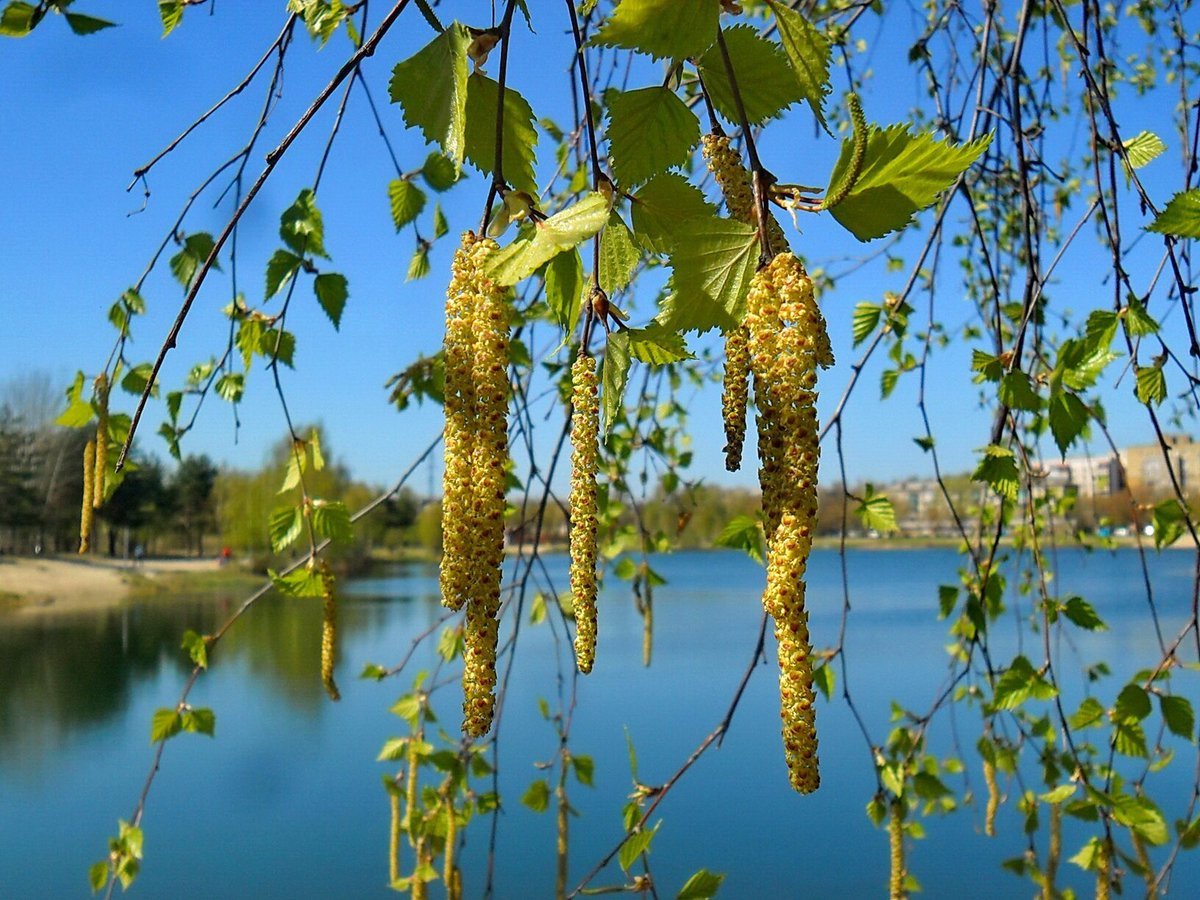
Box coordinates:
[0,3,1187,495]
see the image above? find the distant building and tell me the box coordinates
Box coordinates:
[1123,435,1200,496]
[1043,452,1123,500]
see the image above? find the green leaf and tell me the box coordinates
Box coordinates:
[215,373,243,403]
[599,213,640,292]
[1112,793,1169,845]
[432,204,449,238]
[677,869,725,900]
[388,179,426,230]
[487,192,610,286]
[602,330,632,435]
[89,860,109,892]
[630,173,714,254]
[463,72,538,195]
[1041,784,1077,804]
[521,779,550,813]
[1048,388,1089,456]
[180,707,216,737]
[626,322,692,364]
[826,125,992,241]
[1148,188,1200,238]
[992,655,1057,710]
[1179,814,1200,850]
[1151,498,1187,549]
[65,12,116,35]
[1114,721,1149,758]
[714,514,765,565]
[855,485,899,533]
[697,25,804,125]
[388,22,471,167]
[1070,697,1106,730]
[851,302,882,346]
[268,505,304,553]
[181,630,208,669]
[314,273,349,329]
[1135,362,1166,406]
[764,0,831,132]
[999,371,1041,412]
[120,363,154,397]
[158,0,183,36]
[619,820,661,872]
[1124,295,1159,336]
[269,566,325,598]
[311,499,353,544]
[1062,596,1106,631]
[266,249,303,299]
[421,152,458,191]
[544,249,585,337]
[169,232,218,289]
[972,444,1019,502]
[1114,684,1152,723]
[813,663,835,700]
[0,2,35,36]
[407,244,431,281]
[660,216,758,334]
[150,707,183,743]
[280,188,327,258]
[1160,694,1194,739]
[1123,130,1165,174]
[592,0,717,60]
[606,86,700,188]
[571,754,595,787]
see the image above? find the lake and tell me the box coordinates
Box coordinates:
[1,548,1197,898]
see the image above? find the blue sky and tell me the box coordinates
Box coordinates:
[0,3,1189,495]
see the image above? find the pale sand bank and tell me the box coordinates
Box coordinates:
[0,555,222,616]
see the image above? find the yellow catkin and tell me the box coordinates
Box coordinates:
[1096,841,1112,900]
[459,234,510,738]
[568,352,600,674]
[388,788,401,885]
[443,791,460,900]
[721,327,750,472]
[745,252,831,793]
[983,759,999,837]
[1131,828,1154,896]
[79,439,95,553]
[319,562,340,702]
[92,373,109,509]
[1043,801,1061,900]
[889,800,907,899]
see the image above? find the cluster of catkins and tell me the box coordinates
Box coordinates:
[568,351,600,673]
[79,372,109,553]
[441,232,511,737]
[706,132,833,794]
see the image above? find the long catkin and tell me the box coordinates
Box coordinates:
[568,352,600,673]
[319,561,340,702]
[93,373,109,509]
[79,439,95,553]
[440,232,511,738]
[745,252,832,794]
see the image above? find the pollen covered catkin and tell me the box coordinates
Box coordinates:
[79,439,95,553]
[319,561,340,702]
[702,133,787,472]
[93,373,109,509]
[440,232,511,738]
[568,352,600,673]
[745,252,832,794]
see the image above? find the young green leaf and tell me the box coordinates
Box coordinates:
[1047,388,1089,456]
[421,152,458,191]
[1123,130,1165,179]
[599,212,640,292]
[1135,362,1166,406]
[606,86,700,188]
[313,273,349,329]
[1147,188,1200,239]
[406,244,431,281]
[158,0,184,36]
[388,179,426,230]
[626,322,692,364]
[992,655,1057,710]
[571,754,595,787]
[150,707,183,743]
[714,514,766,565]
[1061,596,1106,631]
[697,25,804,125]
[0,2,35,36]
[602,330,632,435]
[855,486,899,533]
[1159,695,1194,739]
[311,499,353,543]
[169,232,219,289]
[591,0,717,61]
[660,216,758,334]
[279,189,328,258]
[825,125,991,241]
[265,249,303,299]
[521,779,551,813]
[764,0,831,132]
[268,505,304,553]
[1124,296,1159,336]
[1151,498,1187,549]
[215,373,244,403]
[998,371,1041,412]
[851,302,882,346]
[972,444,1019,502]
[619,820,661,872]
[464,72,538,195]
[629,173,714,254]
[181,630,209,669]
[65,13,116,35]
[487,192,610,286]
[1113,683,1152,724]
[388,22,471,166]
[180,707,216,737]
[269,566,325,598]
[677,869,726,900]
[544,248,585,337]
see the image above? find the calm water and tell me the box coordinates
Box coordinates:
[1,548,1197,898]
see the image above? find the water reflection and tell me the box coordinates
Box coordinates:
[0,561,440,768]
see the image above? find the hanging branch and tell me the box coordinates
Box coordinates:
[116,0,416,472]
[478,0,522,234]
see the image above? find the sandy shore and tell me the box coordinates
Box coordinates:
[0,555,223,616]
